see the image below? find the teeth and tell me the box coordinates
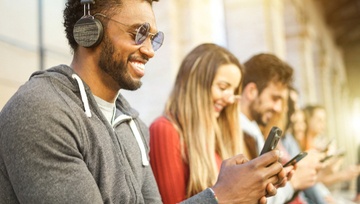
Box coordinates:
[214,103,223,111]
[131,62,145,71]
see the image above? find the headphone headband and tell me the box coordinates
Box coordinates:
[81,0,95,4]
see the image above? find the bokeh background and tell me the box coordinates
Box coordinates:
[1,0,360,198]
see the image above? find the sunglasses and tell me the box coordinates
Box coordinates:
[94,13,164,51]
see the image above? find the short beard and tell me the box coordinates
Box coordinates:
[249,99,266,127]
[98,35,142,91]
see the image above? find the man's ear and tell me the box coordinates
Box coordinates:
[243,82,258,101]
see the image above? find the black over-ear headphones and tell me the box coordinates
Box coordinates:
[73,0,103,48]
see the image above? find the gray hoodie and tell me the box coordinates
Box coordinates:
[0,65,162,203]
[0,65,217,204]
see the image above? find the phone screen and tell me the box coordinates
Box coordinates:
[284,152,308,167]
[320,150,345,163]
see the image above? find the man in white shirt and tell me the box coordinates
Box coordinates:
[240,53,320,204]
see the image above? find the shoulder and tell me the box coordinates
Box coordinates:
[0,69,85,147]
[149,116,179,142]
[150,116,174,130]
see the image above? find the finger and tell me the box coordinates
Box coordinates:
[286,169,295,181]
[268,172,288,187]
[222,154,249,167]
[275,177,288,188]
[283,166,294,175]
[253,150,280,167]
[266,163,287,186]
[259,196,267,204]
[266,160,284,180]
[265,183,277,197]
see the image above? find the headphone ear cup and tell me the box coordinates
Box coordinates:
[73,17,103,48]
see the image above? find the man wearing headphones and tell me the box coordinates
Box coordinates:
[0,0,289,203]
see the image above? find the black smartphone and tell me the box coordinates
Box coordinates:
[320,150,346,163]
[283,151,308,167]
[259,126,282,156]
[320,138,334,152]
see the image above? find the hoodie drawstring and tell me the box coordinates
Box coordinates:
[71,74,148,166]
[113,115,149,166]
[72,74,92,118]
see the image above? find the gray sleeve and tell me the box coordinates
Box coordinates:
[0,97,103,203]
[180,188,218,204]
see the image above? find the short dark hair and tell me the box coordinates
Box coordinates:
[242,53,293,93]
[63,0,159,52]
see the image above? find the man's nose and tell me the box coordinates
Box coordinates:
[139,38,155,59]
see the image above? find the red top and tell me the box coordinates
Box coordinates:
[149,116,222,204]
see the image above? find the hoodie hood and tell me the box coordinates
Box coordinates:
[30,65,149,166]
[30,65,140,119]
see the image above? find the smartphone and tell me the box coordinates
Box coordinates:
[320,150,346,163]
[320,138,334,152]
[259,126,282,155]
[283,152,308,167]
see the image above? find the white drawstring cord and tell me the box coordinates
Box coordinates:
[113,115,149,166]
[72,74,92,118]
[71,74,147,165]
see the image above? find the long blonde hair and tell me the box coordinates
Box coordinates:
[164,43,244,197]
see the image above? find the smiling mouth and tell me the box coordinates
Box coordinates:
[130,61,145,78]
[131,61,145,71]
[214,103,223,112]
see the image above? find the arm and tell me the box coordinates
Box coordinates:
[318,164,360,186]
[149,117,188,204]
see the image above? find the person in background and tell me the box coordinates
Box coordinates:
[303,105,360,188]
[149,43,291,204]
[282,89,330,204]
[302,104,360,203]
[302,105,328,151]
[240,53,320,204]
[0,1,285,204]
[282,87,304,157]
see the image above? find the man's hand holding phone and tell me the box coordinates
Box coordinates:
[212,151,284,204]
[211,127,287,204]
